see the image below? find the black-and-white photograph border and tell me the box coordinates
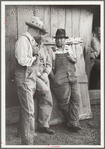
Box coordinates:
[1,1,104,148]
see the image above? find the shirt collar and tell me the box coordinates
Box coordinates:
[55,45,68,51]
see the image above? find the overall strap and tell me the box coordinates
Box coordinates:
[22,35,31,43]
[22,35,35,56]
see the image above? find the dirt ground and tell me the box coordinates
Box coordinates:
[6,104,100,146]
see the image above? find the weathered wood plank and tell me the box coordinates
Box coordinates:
[80,84,91,113]
[34,5,44,19]
[5,5,17,81]
[90,99,100,105]
[79,8,93,79]
[89,90,100,100]
[58,6,65,29]
[43,6,51,38]
[72,6,81,37]
[89,90,100,105]
[51,6,58,37]
[74,44,86,76]
[5,5,19,108]
[80,8,93,49]
[65,6,72,37]
[18,5,34,38]
[70,41,92,119]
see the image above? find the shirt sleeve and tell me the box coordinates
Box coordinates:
[66,45,77,63]
[91,36,100,59]
[44,47,52,75]
[67,45,76,58]
[15,36,36,66]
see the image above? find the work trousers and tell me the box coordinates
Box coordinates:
[51,53,80,125]
[15,65,52,145]
[51,80,80,125]
[89,58,100,89]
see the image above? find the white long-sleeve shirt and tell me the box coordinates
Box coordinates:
[15,32,37,66]
[15,31,52,75]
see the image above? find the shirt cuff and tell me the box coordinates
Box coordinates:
[31,56,37,65]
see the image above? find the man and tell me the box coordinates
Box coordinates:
[49,29,81,132]
[89,27,100,89]
[15,16,54,145]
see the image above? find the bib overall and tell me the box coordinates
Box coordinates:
[51,52,80,125]
[15,35,52,145]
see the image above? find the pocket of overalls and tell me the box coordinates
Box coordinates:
[25,67,37,83]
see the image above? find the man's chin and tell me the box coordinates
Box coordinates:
[36,39,42,44]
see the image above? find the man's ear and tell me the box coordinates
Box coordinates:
[35,29,40,34]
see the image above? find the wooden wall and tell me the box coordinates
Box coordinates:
[5,5,93,108]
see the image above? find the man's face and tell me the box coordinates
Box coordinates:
[56,38,66,48]
[34,29,44,44]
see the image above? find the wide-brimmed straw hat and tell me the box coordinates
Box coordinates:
[25,16,47,34]
[53,29,68,38]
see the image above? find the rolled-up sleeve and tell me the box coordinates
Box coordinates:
[15,36,36,66]
[67,45,77,63]
[44,48,52,75]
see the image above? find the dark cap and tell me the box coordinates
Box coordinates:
[53,29,68,38]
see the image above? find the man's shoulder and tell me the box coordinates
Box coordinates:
[16,34,30,47]
[18,33,28,40]
[18,32,33,44]
[18,32,33,41]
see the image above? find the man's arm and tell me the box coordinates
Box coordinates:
[90,36,100,60]
[48,48,55,80]
[37,46,52,84]
[66,45,77,63]
[15,36,37,67]
[44,47,52,75]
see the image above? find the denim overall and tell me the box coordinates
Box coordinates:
[15,36,52,145]
[15,61,37,145]
[51,52,80,125]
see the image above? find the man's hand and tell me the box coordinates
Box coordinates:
[49,71,55,80]
[31,56,38,66]
[66,52,76,63]
[33,46,39,56]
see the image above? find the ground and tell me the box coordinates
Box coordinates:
[6,104,100,146]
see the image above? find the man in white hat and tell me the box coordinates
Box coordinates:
[15,16,54,145]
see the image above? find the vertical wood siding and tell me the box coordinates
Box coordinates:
[65,6,72,37]
[18,5,35,38]
[35,5,51,37]
[5,5,93,108]
[51,6,59,37]
[5,5,19,107]
[72,6,81,37]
